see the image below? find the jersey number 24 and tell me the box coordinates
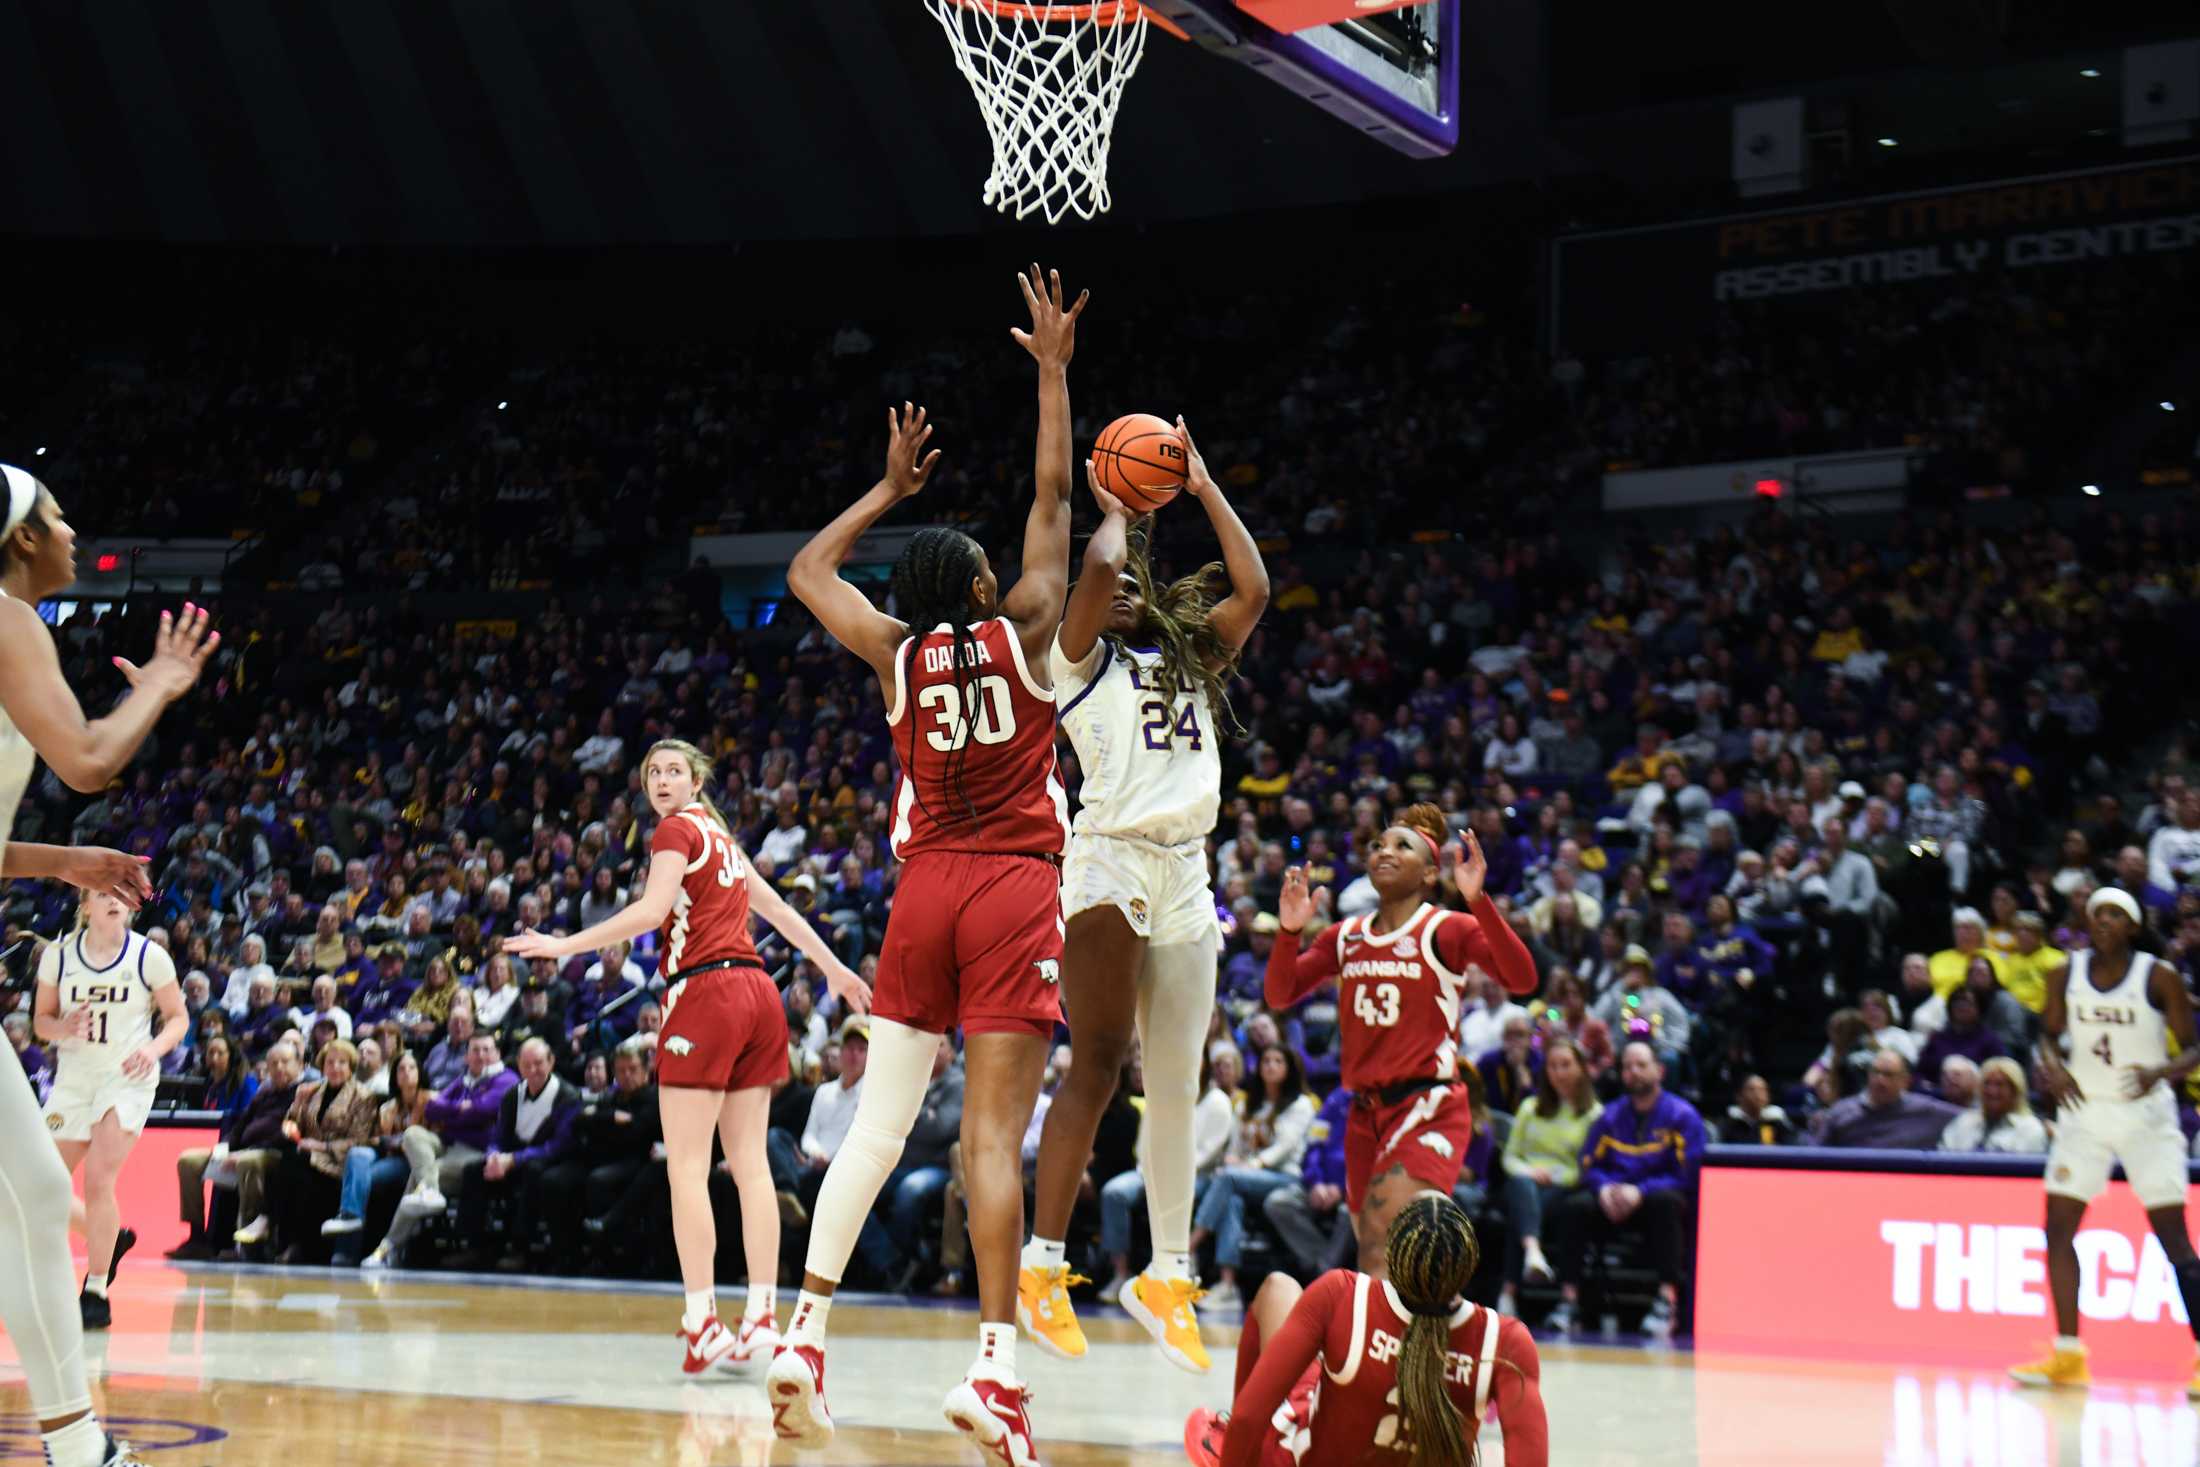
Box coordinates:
[1140,698,1203,752]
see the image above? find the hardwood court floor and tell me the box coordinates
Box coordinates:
[1,1264,2191,1464]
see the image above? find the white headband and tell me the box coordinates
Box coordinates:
[1,464,35,539]
[2087,887,2142,924]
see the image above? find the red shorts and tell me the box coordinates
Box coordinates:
[1344,1081,1475,1215]
[875,851,1064,1039]
[657,967,789,1092]
[1258,1362,1322,1467]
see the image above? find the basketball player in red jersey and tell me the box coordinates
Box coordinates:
[1268,804,1537,1276]
[1183,1192,1547,1467]
[506,739,869,1376]
[768,264,1086,1466]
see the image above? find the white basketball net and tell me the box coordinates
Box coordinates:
[923,0,1151,225]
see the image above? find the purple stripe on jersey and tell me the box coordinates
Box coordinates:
[1056,639,1114,723]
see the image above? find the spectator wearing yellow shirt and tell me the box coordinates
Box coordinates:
[1928,907,2005,998]
[1810,606,1866,663]
[1606,724,1675,794]
[1996,912,2064,1014]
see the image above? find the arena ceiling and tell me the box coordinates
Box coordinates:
[0,0,2187,245]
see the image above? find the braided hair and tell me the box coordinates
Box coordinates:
[1120,516,1243,734]
[891,527,990,831]
[1384,1192,1483,1466]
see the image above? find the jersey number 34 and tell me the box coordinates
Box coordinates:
[698,822,748,889]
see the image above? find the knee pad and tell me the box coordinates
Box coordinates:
[840,1118,909,1177]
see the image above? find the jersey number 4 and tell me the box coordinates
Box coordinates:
[2093,1033,2114,1068]
[1354,983,1402,1028]
[919,675,1018,752]
[1139,698,1203,752]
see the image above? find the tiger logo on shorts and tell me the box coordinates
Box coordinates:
[47,1113,64,1132]
[1129,897,1149,928]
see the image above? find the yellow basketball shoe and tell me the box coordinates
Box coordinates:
[2009,1341,2090,1389]
[2187,1352,2200,1400]
[1124,1271,1213,1374]
[1017,1264,1089,1360]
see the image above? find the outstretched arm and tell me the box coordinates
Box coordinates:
[785,405,934,688]
[1177,417,1269,657]
[746,865,871,1016]
[0,599,217,793]
[502,852,682,963]
[1000,265,1089,665]
[1,843,152,906]
[1056,468,1132,667]
[1266,867,1343,1009]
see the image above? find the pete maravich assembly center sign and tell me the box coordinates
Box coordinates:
[1550,156,2200,356]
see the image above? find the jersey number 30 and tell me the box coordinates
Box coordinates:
[919,676,1018,752]
[1355,983,1402,1028]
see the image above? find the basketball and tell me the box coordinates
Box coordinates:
[1091,412,1188,513]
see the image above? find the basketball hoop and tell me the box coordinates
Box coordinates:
[922,0,1153,225]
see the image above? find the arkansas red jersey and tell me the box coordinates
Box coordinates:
[1221,1270,1547,1467]
[649,804,763,976]
[1267,898,1536,1093]
[886,618,1069,860]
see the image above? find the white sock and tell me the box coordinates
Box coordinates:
[83,1276,108,1299]
[745,1285,777,1323]
[1150,1251,1193,1283]
[2057,1334,2086,1354]
[787,1290,832,1348]
[44,1416,105,1467]
[682,1290,715,1334]
[976,1321,1017,1379]
[1022,1237,1066,1271]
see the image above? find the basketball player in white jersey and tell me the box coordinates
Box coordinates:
[2012,886,2200,1393]
[0,463,216,1467]
[34,892,186,1328]
[1020,421,1268,1374]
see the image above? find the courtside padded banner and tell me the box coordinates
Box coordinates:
[1550,156,2200,357]
[1697,1166,2196,1381]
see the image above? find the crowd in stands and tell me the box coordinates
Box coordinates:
[5,235,2200,1335]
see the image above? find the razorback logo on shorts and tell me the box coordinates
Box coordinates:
[1035,960,1061,985]
[1418,1132,1454,1159]
[664,1036,696,1057]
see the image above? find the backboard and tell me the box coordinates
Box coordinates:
[1147,0,1460,158]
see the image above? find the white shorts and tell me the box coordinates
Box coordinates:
[2046,1088,2190,1210]
[42,1064,158,1141]
[1062,832,1218,948]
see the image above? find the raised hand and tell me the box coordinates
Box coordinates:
[1278,867,1316,934]
[1452,829,1488,906]
[1009,264,1089,367]
[884,402,941,501]
[114,602,219,704]
[1174,416,1217,498]
[1085,458,1129,520]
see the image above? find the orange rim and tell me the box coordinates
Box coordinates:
[937,0,1189,38]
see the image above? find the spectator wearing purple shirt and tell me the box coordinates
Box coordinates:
[366,1032,518,1268]
[1815,1050,1960,1149]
